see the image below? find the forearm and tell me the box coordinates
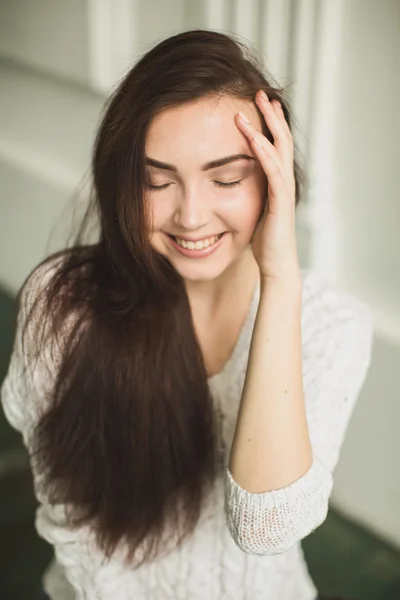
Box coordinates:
[229,277,313,493]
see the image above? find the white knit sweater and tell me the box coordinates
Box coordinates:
[1,257,374,600]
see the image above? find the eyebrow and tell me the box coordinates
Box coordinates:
[145,154,255,172]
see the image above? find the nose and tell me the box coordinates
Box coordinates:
[172,186,209,231]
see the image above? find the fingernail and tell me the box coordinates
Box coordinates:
[238,111,250,123]
[260,90,268,101]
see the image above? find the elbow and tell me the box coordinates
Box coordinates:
[227,493,330,556]
[225,458,333,556]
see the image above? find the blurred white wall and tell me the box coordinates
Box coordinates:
[0,0,398,549]
[318,0,400,548]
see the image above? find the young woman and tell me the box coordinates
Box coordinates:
[1,30,373,600]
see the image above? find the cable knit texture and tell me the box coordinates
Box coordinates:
[1,257,374,600]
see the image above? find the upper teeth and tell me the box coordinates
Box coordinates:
[175,234,222,250]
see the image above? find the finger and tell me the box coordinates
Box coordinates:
[271,99,296,186]
[268,99,296,195]
[272,100,296,194]
[235,112,293,211]
[271,99,292,137]
[256,91,292,150]
[256,91,294,178]
[235,111,284,177]
[248,131,292,209]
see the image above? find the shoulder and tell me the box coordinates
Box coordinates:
[18,252,67,313]
[300,268,374,340]
[1,252,81,438]
[1,254,66,438]
[298,270,375,472]
[299,268,374,382]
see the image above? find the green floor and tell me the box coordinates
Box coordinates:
[1,289,400,600]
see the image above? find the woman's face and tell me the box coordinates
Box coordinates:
[145,95,268,282]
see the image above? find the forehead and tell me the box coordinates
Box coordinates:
[145,96,263,162]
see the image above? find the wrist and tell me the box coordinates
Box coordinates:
[260,272,303,296]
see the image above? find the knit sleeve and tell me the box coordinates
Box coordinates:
[0,258,112,599]
[224,272,374,556]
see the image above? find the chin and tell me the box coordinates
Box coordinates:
[150,231,249,281]
[170,260,230,282]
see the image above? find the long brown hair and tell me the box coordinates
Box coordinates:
[17,29,306,567]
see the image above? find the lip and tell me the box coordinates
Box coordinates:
[166,232,226,258]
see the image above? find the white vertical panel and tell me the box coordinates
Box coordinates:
[133,0,187,51]
[232,0,259,44]
[306,0,346,281]
[289,0,318,161]
[259,0,292,85]
[87,0,113,91]
[87,0,136,93]
[112,0,137,81]
[204,0,227,30]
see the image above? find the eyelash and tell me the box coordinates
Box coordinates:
[146,180,242,191]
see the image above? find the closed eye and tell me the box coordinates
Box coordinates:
[214,180,242,188]
[146,180,242,191]
[146,183,170,190]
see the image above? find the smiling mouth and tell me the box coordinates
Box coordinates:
[167,232,226,250]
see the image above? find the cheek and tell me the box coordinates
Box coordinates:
[146,197,169,231]
[225,188,265,235]
[145,197,166,251]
